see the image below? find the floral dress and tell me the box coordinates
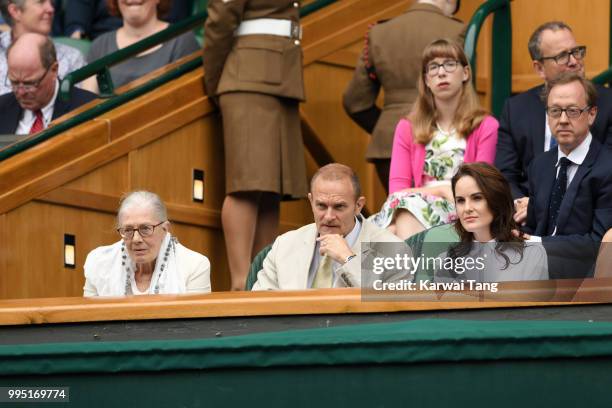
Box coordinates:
[372,126,466,229]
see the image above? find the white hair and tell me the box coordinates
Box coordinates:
[117,191,168,227]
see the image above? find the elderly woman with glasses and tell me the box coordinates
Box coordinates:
[83,191,211,296]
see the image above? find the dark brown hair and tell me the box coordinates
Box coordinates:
[527,21,572,61]
[410,38,488,144]
[106,0,171,18]
[449,162,524,269]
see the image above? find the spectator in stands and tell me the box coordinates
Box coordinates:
[252,164,409,290]
[84,190,211,296]
[496,21,612,220]
[521,73,612,279]
[0,0,86,95]
[369,39,498,240]
[82,0,199,93]
[435,162,548,283]
[203,0,308,291]
[0,33,96,134]
[64,0,192,41]
[343,0,464,193]
[64,0,121,40]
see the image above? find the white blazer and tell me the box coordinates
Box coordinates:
[83,240,211,296]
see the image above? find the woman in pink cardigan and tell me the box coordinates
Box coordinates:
[371,39,498,240]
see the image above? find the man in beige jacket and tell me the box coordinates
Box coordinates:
[253,164,410,290]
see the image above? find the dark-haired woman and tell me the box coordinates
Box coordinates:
[435,162,548,282]
[83,0,199,92]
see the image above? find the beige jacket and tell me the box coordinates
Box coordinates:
[252,216,410,290]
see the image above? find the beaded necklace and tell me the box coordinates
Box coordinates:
[122,236,176,295]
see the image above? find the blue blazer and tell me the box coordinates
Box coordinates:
[495,84,612,199]
[524,138,612,278]
[0,86,97,135]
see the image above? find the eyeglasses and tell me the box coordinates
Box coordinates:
[546,105,591,119]
[117,221,165,239]
[425,60,461,76]
[539,46,587,65]
[5,65,51,92]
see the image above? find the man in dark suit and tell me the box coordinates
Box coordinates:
[342,0,464,192]
[522,73,612,279]
[496,21,612,222]
[0,32,96,135]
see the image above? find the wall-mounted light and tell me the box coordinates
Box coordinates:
[64,234,76,268]
[193,169,204,203]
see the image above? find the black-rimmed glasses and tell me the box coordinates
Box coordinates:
[425,60,461,76]
[546,105,591,119]
[540,46,587,65]
[5,65,51,92]
[117,221,165,239]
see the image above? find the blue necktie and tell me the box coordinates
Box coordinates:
[547,157,572,235]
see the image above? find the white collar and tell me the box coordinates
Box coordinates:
[556,132,591,166]
[344,215,362,249]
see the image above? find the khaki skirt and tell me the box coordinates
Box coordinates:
[219,92,308,200]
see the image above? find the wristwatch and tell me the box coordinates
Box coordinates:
[344,254,357,264]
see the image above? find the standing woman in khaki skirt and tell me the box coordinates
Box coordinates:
[203,0,308,290]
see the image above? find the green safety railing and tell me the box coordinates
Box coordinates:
[0,0,337,162]
[60,11,208,99]
[464,0,511,117]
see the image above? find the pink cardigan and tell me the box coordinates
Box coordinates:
[388,115,499,194]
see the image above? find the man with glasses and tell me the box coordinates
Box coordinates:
[496,21,612,223]
[0,32,96,134]
[0,0,86,95]
[520,72,612,279]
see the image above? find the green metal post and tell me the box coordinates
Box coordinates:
[490,4,512,117]
[96,67,115,98]
[464,0,512,117]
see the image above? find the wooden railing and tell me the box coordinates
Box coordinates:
[3,278,612,326]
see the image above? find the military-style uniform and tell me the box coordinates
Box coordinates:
[342,3,465,190]
[203,0,307,199]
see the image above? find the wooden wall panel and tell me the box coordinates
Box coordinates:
[510,0,610,91]
[2,202,116,299]
[64,156,129,197]
[302,61,386,211]
[129,114,225,210]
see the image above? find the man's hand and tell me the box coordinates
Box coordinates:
[317,234,354,264]
[512,229,531,240]
[513,197,529,225]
